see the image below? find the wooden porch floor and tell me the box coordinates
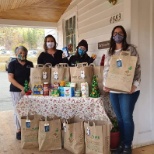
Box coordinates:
[0,111,154,154]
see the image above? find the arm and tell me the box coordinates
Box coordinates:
[37,52,44,64]
[129,46,141,93]
[8,61,26,94]
[62,57,69,64]
[31,62,34,68]
[88,57,95,64]
[103,53,111,92]
[8,73,25,94]
[86,54,96,64]
[132,50,141,87]
[68,56,75,66]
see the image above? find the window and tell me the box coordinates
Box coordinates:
[65,16,76,52]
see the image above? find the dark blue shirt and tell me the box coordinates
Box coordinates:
[8,59,33,92]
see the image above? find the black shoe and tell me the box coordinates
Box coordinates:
[121,147,132,154]
[16,132,21,140]
[114,143,124,154]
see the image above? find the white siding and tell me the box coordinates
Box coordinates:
[57,0,154,148]
[58,0,125,65]
[130,0,154,148]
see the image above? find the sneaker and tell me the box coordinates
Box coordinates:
[16,132,21,140]
[121,147,132,154]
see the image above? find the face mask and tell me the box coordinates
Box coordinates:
[78,48,85,56]
[18,54,26,61]
[113,34,124,43]
[46,42,55,49]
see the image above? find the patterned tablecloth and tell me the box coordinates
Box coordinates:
[16,95,112,122]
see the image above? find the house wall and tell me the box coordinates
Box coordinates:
[58,0,129,65]
[130,0,154,148]
[57,0,154,148]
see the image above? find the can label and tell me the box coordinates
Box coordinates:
[43,83,49,96]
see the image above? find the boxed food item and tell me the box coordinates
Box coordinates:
[58,87,75,97]
[81,82,89,97]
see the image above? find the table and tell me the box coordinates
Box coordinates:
[16,95,112,122]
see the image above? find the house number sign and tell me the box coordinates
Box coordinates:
[110,13,121,24]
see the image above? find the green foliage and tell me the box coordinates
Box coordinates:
[110,117,119,132]
[0,27,44,50]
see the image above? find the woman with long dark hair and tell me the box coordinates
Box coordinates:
[37,34,68,66]
[103,25,141,154]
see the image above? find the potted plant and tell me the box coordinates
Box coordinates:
[110,117,120,150]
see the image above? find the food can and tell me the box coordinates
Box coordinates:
[43,82,49,96]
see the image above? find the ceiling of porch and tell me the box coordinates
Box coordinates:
[0,0,71,22]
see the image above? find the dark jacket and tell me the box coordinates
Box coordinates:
[69,53,94,66]
[37,49,68,66]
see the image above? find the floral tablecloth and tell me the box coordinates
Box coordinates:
[16,95,113,122]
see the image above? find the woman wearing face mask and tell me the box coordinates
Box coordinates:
[69,39,96,66]
[8,46,33,140]
[103,25,141,154]
[37,34,68,66]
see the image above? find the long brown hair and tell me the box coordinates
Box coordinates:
[43,34,57,52]
[109,25,129,55]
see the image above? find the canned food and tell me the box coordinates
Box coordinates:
[43,82,49,96]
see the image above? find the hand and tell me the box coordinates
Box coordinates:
[91,54,97,59]
[62,53,67,58]
[128,85,137,94]
[21,87,25,95]
[103,86,110,92]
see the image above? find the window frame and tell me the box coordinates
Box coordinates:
[63,15,77,52]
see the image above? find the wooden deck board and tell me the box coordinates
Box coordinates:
[0,111,153,154]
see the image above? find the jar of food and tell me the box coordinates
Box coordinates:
[43,82,49,96]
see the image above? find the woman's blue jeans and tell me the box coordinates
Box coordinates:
[109,91,140,148]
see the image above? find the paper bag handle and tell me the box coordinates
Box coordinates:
[36,64,44,68]
[59,63,69,67]
[77,62,88,68]
[89,63,96,67]
[44,63,52,67]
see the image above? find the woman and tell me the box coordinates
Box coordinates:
[8,46,33,140]
[69,39,96,66]
[37,34,68,66]
[103,25,141,154]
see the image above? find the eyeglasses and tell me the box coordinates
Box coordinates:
[113,32,124,36]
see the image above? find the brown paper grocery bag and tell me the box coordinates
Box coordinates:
[21,114,41,149]
[90,63,104,94]
[51,63,70,84]
[84,121,111,154]
[70,62,93,90]
[64,118,85,154]
[38,117,62,151]
[30,64,51,95]
[105,51,137,92]
[30,63,51,84]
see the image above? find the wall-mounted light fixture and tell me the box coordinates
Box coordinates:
[108,0,117,5]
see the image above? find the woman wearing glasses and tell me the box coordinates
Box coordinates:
[103,25,141,154]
